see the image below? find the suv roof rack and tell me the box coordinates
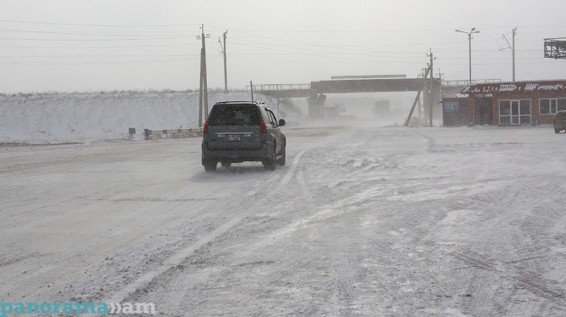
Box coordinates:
[214,100,266,105]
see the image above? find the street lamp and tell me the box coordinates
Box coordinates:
[456,27,480,84]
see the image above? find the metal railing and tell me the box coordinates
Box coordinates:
[442,79,501,87]
[247,83,312,91]
[143,128,202,140]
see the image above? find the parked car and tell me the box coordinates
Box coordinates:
[554,110,566,133]
[201,101,286,171]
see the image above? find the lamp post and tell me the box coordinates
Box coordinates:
[456,27,480,84]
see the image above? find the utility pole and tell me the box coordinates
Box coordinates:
[405,65,431,127]
[418,67,426,121]
[197,24,210,127]
[427,49,435,127]
[512,27,516,81]
[219,30,228,93]
[502,27,518,81]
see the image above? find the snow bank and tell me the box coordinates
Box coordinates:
[0,91,302,144]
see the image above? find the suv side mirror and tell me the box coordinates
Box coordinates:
[278,119,286,127]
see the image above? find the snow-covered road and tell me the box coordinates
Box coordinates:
[2,125,566,316]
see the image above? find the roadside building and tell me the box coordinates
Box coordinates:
[442,97,470,127]
[460,80,566,126]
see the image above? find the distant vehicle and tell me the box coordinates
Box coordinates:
[554,110,566,133]
[201,101,286,171]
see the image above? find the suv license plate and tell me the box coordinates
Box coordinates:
[227,134,241,142]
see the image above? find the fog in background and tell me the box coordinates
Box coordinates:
[290,92,416,125]
[1,0,566,93]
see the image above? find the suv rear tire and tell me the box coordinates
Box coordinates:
[203,161,217,172]
[263,161,276,171]
[277,143,286,166]
[263,146,276,171]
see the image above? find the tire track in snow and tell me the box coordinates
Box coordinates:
[448,179,566,315]
[278,146,314,188]
[453,251,566,306]
[104,145,315,306]
[135,133,363,315]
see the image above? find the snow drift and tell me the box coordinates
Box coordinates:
[0,91,300,144]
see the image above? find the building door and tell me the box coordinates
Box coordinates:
[479,97,493,125]
[473,96,493,125]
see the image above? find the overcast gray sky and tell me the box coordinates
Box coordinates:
[1,0,565,93]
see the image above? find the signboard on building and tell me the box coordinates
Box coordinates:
[444,102,459,113]
[461,81,566,94]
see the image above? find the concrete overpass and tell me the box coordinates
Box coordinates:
[252,78,441,97]
[251,78,442,119]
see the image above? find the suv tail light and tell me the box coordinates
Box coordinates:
[259,118,268,134]
[203,119,210,134]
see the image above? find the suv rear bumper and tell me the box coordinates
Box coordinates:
[202,143,270,163]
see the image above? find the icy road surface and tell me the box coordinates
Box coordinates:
[1,125,566,316]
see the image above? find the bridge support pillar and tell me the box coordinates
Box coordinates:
[307,94,326,119]
[430,82,442,126]
[421,80,443,126]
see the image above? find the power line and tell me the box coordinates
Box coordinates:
[0,53,199,58]
[0,19,195,28]
[0,43,196,49]
[0,27,190,37]
[0,35,187,41]
[0,58,197,65]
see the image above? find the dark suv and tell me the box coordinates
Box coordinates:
[201,101,286,171]
[554,110,566,134]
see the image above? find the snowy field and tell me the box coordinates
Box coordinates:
[0,91,285,144]
[1,121,566,316]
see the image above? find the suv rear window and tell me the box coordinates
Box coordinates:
[556,111,566,118]
[208,105,260,126]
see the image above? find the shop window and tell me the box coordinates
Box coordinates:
[500,99,531,125]
[540,98,566,115]
[500,101,510,115]
[540,99,550,114]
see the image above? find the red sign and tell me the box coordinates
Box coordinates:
[462,81,566,94]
